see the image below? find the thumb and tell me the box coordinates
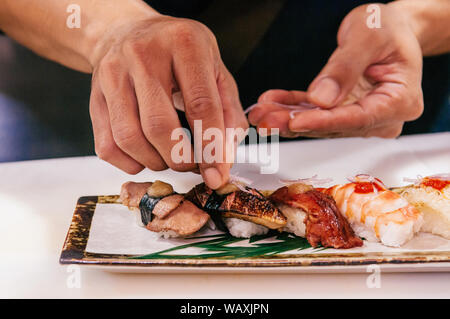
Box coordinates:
[307,3,387,108]
[307,45,375,108]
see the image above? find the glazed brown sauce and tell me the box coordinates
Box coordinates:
[421,178,450,191]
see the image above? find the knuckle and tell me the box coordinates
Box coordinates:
[364,113,377,129]
[171,22,198,46]
[385,125,403,138]
[328,57,355,77]
[143,114,170,136]
[98,58,126,91]
[169,162,196,172]
[189,97,214,118]
[148,160,168,172]
[114,127,140,149]
[99,54,121,78]
[186,92,216,119]
[407,92,424,120]
[122,39,146,58]
[171,20,214,48]
[258,89,279,102]
[125,165,144,175]
[95,140,116,161]
[391,127,403,138]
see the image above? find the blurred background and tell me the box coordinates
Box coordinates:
[0,0,449,163]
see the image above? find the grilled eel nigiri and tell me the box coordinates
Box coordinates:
[185,182,287,236]
[269,183,363,249]
[120,180,210,237]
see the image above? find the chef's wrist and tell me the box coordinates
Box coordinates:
[85,1,159,70]
[389,0,450,56]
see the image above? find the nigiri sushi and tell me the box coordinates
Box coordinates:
[270,183,363,248]
[186,182,287,238]
[393,174,450,239]
[324,175,423,247]
[120,180,210,238]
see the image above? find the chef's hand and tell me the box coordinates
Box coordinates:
[248,3,423,138]
[90,16,247,189]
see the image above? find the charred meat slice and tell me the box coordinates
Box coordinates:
[120,181,209,236]
[120,181,153,208]
[152,194,184,219]
[270,184,363,249]
[186,183,287,230]
[139,193,184,224]
[146,200,210,235]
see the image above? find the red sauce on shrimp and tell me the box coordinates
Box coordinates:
[420,177,450,192]
[354,181,385,194]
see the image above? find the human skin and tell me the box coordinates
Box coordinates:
[248,0,450,138]
[0,0,248,189]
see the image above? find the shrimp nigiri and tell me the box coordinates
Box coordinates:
[324,175,423,247]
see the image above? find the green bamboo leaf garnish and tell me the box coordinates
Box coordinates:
[131,230,324,260]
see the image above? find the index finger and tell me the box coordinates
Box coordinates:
[289,86,401,133]
[173,47,228,189]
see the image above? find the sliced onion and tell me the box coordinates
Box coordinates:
[229,174,253,186]
[347,174,386,191]
[229,174,254,193]
[244,103,259,115]
[403,175,423,185]
[289,110,300,119]
[244,101,318,115]
[280,174,333,186]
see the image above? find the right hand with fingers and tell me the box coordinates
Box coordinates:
[89,15,248,189]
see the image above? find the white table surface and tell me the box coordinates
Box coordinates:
[0,132,449,298]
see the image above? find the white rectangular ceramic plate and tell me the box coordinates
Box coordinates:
[60,135,450,273]
[59,196,450,273]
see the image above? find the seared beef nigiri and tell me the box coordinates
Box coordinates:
[270,183,363,249]
[120,181,210,238]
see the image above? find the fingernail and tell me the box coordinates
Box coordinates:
[289,120,310,133]
[203,167,223,189]
[310,77,340,107]
[292,128,310,133]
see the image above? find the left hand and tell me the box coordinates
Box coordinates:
[248,3,424,138]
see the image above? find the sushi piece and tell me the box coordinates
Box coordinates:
[393,174,450,239]
[324,175,423,247]
[186,182,287,238]
[120,180,210,238]
[270,183,363,249]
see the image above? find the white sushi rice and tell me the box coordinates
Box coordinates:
[223,217,269,238]
[343,197,424,247]
[277,204,307,238]
[376,220,422,247]
[398,185,449,239]
[148,230,181,239]
[222,205,308,239]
